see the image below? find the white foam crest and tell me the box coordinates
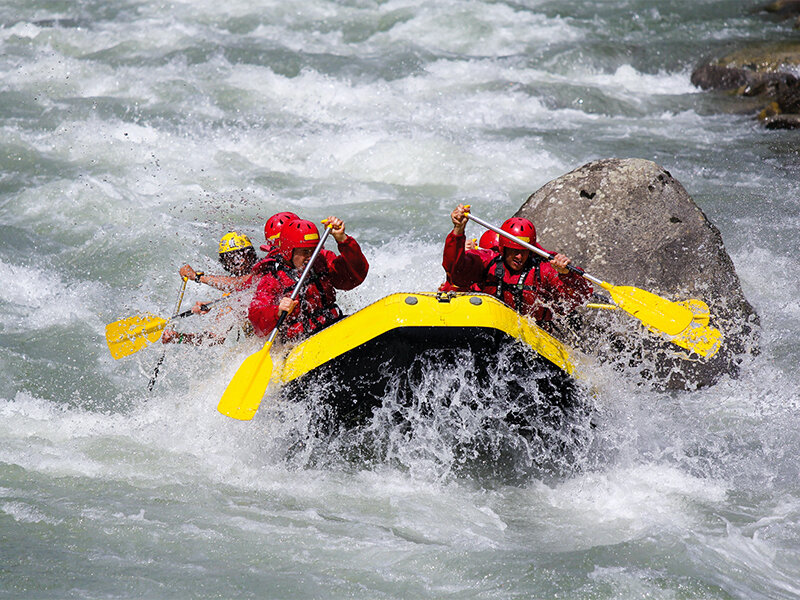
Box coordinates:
[0,382,266,490]
[343,470,507,549]
[580,64,697,97]
[163,0,339,24]
[693,372,800,423]
[733,246,800,325]
[216,61,582,189]
[247,468,509,549]
[586,565,679,598]
[518,463,727,551]
[1,501,60,525]
[150,0,579,57]
[0,21,42,41]
[690,517,800,600]
[246,22,349,57]
[224,66,382,126]
[332,135,531,189]
[11,116,235,214]
[650,108,712,131]
[340,237,444,307]
[0,368,758,560]
[0,361,507,551]
[9,118,170,189]
[0,392,112,478]
[8,39,580,195]
[199,90,564,191]
[250,56,583,132]
[377,0,579,56]
[0,391,115,441]
[2,45,154,103]
[4,40,232,124]
[0,260,99,332]
[0,260,56,309]
[11,176,150,235]
[416,60,702,131]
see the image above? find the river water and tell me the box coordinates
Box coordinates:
[2,1,800,598]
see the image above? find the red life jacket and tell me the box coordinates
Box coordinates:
[269,261,342,341]
[251,246,281,276]
[480,255,553,322]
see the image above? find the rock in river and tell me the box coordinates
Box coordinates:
[516,158,759,390]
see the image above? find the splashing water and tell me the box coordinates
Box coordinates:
[2,0,800,598]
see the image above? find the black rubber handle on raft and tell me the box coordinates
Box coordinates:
[537,248,585,277]
[564,262,586,277]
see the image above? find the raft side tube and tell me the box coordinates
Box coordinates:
[273,293,578,385]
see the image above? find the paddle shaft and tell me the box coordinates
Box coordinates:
[136,298,223,336]
[173,300,215,320]
[465,212,602,287]
[464,211,715,348]
[148,277,188,391]
[265,225,333,344]
[216,224,334,420]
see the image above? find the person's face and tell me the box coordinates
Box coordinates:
[503,247,530,273]
[221,250,252,276]
[292,247,314,270]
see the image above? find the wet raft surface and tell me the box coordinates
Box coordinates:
[282,326,580,427]
[274,293,595,475]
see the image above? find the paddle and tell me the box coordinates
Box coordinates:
[464,210,722,358]
[217,222,333,421]
[105,297,220,360]
[147,278,189,391]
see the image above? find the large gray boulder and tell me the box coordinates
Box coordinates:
[517,158,759,390]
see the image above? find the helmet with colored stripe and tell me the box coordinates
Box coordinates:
[264,211,299,243]
[279,219,321,262]
[478,230,500,251]
[498,218,536,251]
[218,231,257,275]
[218,232,254,255]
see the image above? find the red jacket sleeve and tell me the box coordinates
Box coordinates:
[538,262,593,310]
[324,236,369,290]
[247,273,283,337]
[442,231,495,288]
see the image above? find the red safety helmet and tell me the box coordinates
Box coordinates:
[478,230,500,251]
[264,211,299,243]
[498,218,536,251]
[279,219,321,262]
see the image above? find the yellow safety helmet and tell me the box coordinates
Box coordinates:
[218,232,253,255]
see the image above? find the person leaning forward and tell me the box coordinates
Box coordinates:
[178,231,258,294]
[248,216,369,342]
[162,231,259,346]
[442,204,592,326]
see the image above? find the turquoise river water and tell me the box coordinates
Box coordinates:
[2,1,800,598]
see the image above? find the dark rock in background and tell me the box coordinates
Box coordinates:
[691,39,800,129]
[759,0,800,19]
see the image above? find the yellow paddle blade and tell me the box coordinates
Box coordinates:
[677,298,710,325]
[105,313,168,360]
[669,299,722,358]
[595,292,723,358]
[217,341,274,421]
[601,282,694,336]
[667,321,723,358]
